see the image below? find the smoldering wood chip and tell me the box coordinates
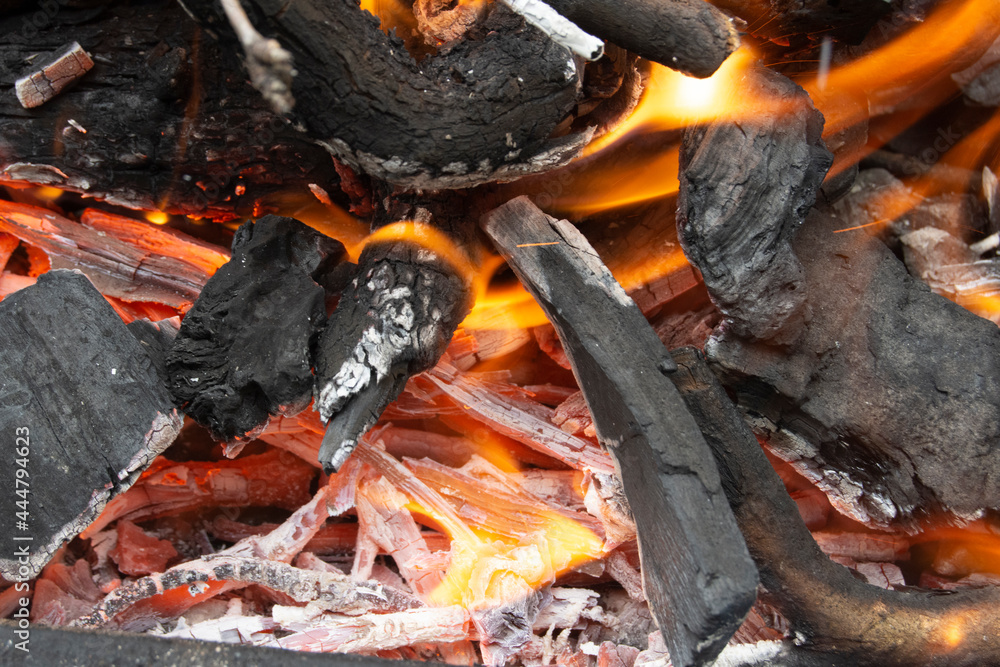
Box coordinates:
[0,270,182,581]
[15,42,94,109]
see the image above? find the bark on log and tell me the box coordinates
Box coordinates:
[544,0,739,78]
[481,196,758,667]
[0,270,182,580]
[0,0,341,218]
[677,66,832,344]
[182,0,589,189]
[672,347,1000,667]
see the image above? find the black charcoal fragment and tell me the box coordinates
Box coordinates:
[166,215,345,442]
[0,270,182,580]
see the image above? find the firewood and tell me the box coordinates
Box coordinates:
[481,196,758,667]
[672,347,1000,666]
[14,41,93,109]
[676,65,833,344]
[543,0,739,77]
[314,239,473,472]
[0,270,182,581]
[167,215,346,444]
[182,0,590,189]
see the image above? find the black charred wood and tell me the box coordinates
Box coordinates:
[0,270,182,580]
[0,0,341,218]
[677,66,832,344]
[710,0,890,44]
[706,206,1000,529]
[313,238,473,473]
[544,0,738,78]
[167,215,346,443]
[182,0,586,189]
[481,196,758,667]
[672,347,1000,666]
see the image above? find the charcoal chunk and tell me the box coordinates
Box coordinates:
[0,270,182,580]
[167,215,345,442]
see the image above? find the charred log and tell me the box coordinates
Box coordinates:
[544,0,738,78]
[0,270,182,580]
[166,215,346,444]
[710,0,890,44]
[182,0,588,189]
[481,196,758,667]
[677,66,832,344]
[673,347,1000,666]
[314,237,473,472]
[0,0,341,218]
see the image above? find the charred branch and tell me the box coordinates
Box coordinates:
[314,238,473,472]
[0,271,182,580]
[544,0,739,77]
[183,0,589,189]
[166,215,346,444]
[481,196,758,667]
[672,347,1000,667]
[677,66,832,344]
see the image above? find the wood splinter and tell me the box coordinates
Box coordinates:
[15,42,94,109]
[481,196,758,667]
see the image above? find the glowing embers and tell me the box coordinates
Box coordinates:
[353,438,605,611]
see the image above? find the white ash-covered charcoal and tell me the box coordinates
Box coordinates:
[482,196,758,667]
[953,35,1000,106]
[167,215,346,443]
[0,270,182,581]
[676,65,833,345]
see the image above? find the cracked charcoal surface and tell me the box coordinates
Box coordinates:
[707,208,1000,528]
[167,215,346,442]
[0,270,182,580]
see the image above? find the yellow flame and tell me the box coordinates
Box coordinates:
[145,211,169,225]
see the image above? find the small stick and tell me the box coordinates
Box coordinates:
[219,0,296,114]
[500,0,604,61]
[15,42,94,109]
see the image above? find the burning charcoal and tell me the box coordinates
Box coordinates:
[482,196,758,667]
[0,201,228,309]
[0,270,182,581]
[109,521,180,577]
[543,0,738,77]
[167,215,345,443]
[314,234,473,471]
[672,346,1000,665]
[676,65,833,344]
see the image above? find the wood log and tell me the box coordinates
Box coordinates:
[181,0,589,189]
[706,201,1000,529]
[672,347,1000,666]
[0,0,342,218]
[676,65,832,344]
[166,215,347,444]
[544,0,738,78]
[709,0,890,44]
[0,270,182,580]
[481,196,758,667]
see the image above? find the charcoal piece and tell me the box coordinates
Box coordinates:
[709,0,889,43]
[543,0,738,78]
[672,347,1000,666]
[707,207,1000,528]
[127,318,180,387]
[0,270,182,581]
[953,35,1000,106]
[167,215,345,442]
[313,240,473,472]
[482,197,757,667]
[677,66,832,344]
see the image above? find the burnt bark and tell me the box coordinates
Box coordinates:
[710,0,890,44]
[181,0,588,189]
[672,347,1000,667]
[481,196,758,667]
[544,0,738,78]
[0,270,182,580]
[0,0,341,218]
[677,66,832,344]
